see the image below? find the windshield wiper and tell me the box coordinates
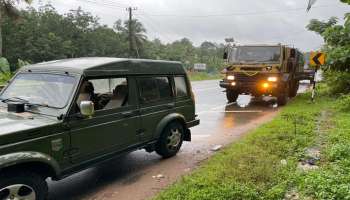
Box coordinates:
[1,97,29,104]
[0,97,55,109]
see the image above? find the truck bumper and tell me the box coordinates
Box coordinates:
[220,80,281,96]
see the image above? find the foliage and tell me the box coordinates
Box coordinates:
[307,1,350,94]
[188,72,222,81]
[0,57,10,73]
[0,72,11,85]
[335,94,350,111]
[154,94,329,200]
[1,4,225,74]
[297,106,350,199]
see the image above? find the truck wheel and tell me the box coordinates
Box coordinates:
[289,81,299,98]
[226,90,239,102]
[0,171,48,200]
[277,84,289,106]
[156,121,184,158]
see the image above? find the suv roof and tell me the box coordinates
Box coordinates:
[21,57,186,77]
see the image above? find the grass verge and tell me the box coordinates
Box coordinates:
[154,91,345,200]
[188,72,222,81]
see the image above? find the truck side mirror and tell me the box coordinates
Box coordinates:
[223,52,228,60]
[80,101,95,117]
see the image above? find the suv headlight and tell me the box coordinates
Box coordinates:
[267,77,278,82]
[227,75,235,81]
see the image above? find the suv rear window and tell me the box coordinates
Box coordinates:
[138,77,172,103]
[174,76,188,97]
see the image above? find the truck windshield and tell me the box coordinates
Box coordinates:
[229,46,281,63]
[0,73,77,109]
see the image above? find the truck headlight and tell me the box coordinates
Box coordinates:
[227,75,235,81]
[267,77,278,82]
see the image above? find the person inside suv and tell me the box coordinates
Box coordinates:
[104,84,128,109]
[76,81,95,110]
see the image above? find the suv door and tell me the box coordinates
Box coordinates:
[136,76,174,142]
[67,77,141,164]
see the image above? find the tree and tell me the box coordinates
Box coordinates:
[114,19,147,57]
[306,0,350,93]
[0,0,32,57]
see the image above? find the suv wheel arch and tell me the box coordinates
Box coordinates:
[0,152,61,180]
[154,113,187,140]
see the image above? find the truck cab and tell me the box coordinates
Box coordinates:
[220,44,305,105]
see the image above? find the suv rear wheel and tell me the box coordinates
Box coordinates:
[226,90,239,102]
[156,121,184,158]
[0,171,48,200]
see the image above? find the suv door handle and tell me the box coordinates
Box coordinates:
[121,111,138,118]
[165,103,175,109]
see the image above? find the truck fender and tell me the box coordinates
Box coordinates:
[0,151,60,178]
[154,113,187,139]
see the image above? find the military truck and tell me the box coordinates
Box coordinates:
[219,44,305,105]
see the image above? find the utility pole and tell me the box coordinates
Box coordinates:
[127,7,137,58]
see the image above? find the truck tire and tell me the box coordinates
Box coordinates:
[277,84,289,106]
[0,171,48,200]
[156,121,184,158]
[289,80,299,98]
[226,90,239,102]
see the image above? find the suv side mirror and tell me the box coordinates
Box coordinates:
[80,101,95,117]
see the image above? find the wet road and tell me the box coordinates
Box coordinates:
[48,80,297,200]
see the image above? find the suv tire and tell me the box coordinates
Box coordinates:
[156,121,184,158]
[226,90,239,102]
[0,171,48,200]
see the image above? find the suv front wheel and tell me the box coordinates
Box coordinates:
[156,121,184,158]
[0,171,48,200]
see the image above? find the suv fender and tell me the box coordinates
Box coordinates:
[0,152,60,178]
[154,113,188,140]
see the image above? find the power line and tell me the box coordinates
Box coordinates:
[136,12,177,42]
[137,4,340,18]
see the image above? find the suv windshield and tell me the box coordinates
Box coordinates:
[0,73,77,108]
[229,46,281,63]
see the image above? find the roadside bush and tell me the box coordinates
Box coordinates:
[335,94,350,111]
[323,70,350,94]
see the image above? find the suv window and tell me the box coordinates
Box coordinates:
[174,76,188,97]
[138,77,172,103]
[77,78,128,111]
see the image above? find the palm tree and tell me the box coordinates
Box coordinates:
[114,19,147,58]
[0,0,32,57]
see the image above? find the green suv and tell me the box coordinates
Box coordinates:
[0,58,199,200]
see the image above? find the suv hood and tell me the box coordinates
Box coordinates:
[0,108,59,136]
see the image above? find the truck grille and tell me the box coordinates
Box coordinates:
[234,73,268,82]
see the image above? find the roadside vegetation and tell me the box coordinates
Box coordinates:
[154,88,350,200]
[0,4,224,77]
[188,72,222,81]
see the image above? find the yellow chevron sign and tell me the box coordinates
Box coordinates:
[310,52,326,66]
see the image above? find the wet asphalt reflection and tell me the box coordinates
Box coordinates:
[48,80,307,200]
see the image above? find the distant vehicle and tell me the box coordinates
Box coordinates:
[220,44,308,105]
[0,58,199,200]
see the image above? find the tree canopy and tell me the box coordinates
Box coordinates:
[1,4,225,73]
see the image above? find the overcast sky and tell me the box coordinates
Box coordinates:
[26,0,349,51]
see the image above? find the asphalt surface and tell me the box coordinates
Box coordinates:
[48,80,307,200]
